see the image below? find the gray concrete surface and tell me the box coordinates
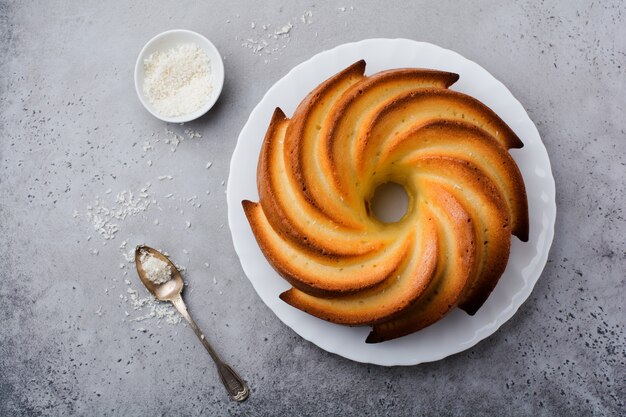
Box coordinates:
[1,1,624,416]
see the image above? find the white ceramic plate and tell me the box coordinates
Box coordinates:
[227,39,556,366]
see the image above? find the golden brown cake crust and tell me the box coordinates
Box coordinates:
[243,60,529,342]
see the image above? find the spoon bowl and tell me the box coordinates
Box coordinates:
[135,245,184,300]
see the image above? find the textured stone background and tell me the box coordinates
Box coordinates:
[0,1,624,416]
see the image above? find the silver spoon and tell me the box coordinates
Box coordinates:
[135,245,249,402]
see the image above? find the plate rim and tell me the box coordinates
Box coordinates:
[227,38,556,366]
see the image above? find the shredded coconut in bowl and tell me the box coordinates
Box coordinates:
[140,251,173,284]
[143,42,214,117]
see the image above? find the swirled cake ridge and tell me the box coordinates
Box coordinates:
[243,60,528,342]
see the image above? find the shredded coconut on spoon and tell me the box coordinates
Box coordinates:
[140,250,173,284]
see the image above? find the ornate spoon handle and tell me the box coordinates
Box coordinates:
[170,295,249,401]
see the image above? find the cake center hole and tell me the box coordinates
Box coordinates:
[370,182,408,223]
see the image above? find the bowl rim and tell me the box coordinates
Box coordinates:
[134,29,225,123]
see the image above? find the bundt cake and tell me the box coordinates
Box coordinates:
[242,60,528,343]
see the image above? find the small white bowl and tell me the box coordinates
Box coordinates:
[134,29,225,123]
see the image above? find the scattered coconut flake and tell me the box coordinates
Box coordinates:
[84,187,152,240]
[160,127,203,152]
[275,23,293,35]
[301,10,313,24]
[124,281,181,325]
[184,128,202,139]
[121,248,135,264]
[240,17,301,61]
